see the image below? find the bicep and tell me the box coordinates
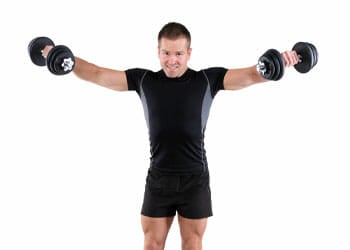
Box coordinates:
[97,67,128,91]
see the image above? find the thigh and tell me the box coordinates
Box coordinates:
[178,215,208,239]
[141,215,174,245]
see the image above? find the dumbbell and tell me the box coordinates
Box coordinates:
[28,37,75,75]
[257,42,318,81]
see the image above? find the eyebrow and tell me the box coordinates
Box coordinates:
[160,49,185,54]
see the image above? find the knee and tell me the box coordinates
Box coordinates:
[144,235,166,250]
[181,235,203,250]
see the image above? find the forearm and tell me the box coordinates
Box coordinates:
[42,45,101,83]
[73,57,101,83]
[224,49,300,91]
[240,65,267,87]
[41,45,127,91]
[223,65,267,90]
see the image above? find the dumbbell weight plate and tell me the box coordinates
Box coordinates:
[293,42,314,73]
[46,46,61,74]
[46,45,75,75]
[259,53,276,80]
[269,49,284,81]
[307,42,318,67]
[28,37,55,66]
[53,48,75,75]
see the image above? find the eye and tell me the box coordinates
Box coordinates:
[176,52,184,57]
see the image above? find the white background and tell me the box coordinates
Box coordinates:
[1,0,349,249]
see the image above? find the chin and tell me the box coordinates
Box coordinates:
[165,70,179,78]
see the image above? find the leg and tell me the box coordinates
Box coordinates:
[178,215,208,250]
[141,215,174,250]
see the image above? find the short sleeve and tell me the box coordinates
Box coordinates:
[202,67,228,97]
[125,68,148,94]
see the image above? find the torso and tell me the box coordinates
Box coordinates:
[126,68,227,174]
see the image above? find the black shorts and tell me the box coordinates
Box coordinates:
[141,169,213,219]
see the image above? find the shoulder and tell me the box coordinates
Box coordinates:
[201,67,228,75]
[126,68,162,78]
[125,68,148,77]
[200,67,228,82]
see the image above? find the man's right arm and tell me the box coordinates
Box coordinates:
[42,45,128,91]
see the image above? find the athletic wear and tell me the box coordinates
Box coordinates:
[141,169,212,218]
[126,68,227,175]
[126,67,227,218]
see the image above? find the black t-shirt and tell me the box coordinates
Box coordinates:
[126,67,227,174]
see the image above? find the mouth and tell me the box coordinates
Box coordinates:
[166,64,179,71]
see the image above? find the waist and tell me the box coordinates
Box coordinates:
[150,161,208,175]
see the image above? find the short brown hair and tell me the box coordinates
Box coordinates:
[158,22,191,48]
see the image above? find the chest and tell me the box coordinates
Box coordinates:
[142,78,208,116]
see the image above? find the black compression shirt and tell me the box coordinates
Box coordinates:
[126,67,228,174]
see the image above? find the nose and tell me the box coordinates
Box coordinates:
[168,55,177,64]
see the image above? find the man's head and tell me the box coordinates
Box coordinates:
[157,22,192,78]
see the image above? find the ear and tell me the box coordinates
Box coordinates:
[157,46,161,58]
[187,48,192,57]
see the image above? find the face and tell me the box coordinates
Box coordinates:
[158,37,192,78]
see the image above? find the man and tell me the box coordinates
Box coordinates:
[42,22,298,250]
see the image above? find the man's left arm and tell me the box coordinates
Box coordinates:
[223,51,298,90]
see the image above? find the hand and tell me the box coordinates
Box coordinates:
[281,50,299,67]
[42,45,54,58]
